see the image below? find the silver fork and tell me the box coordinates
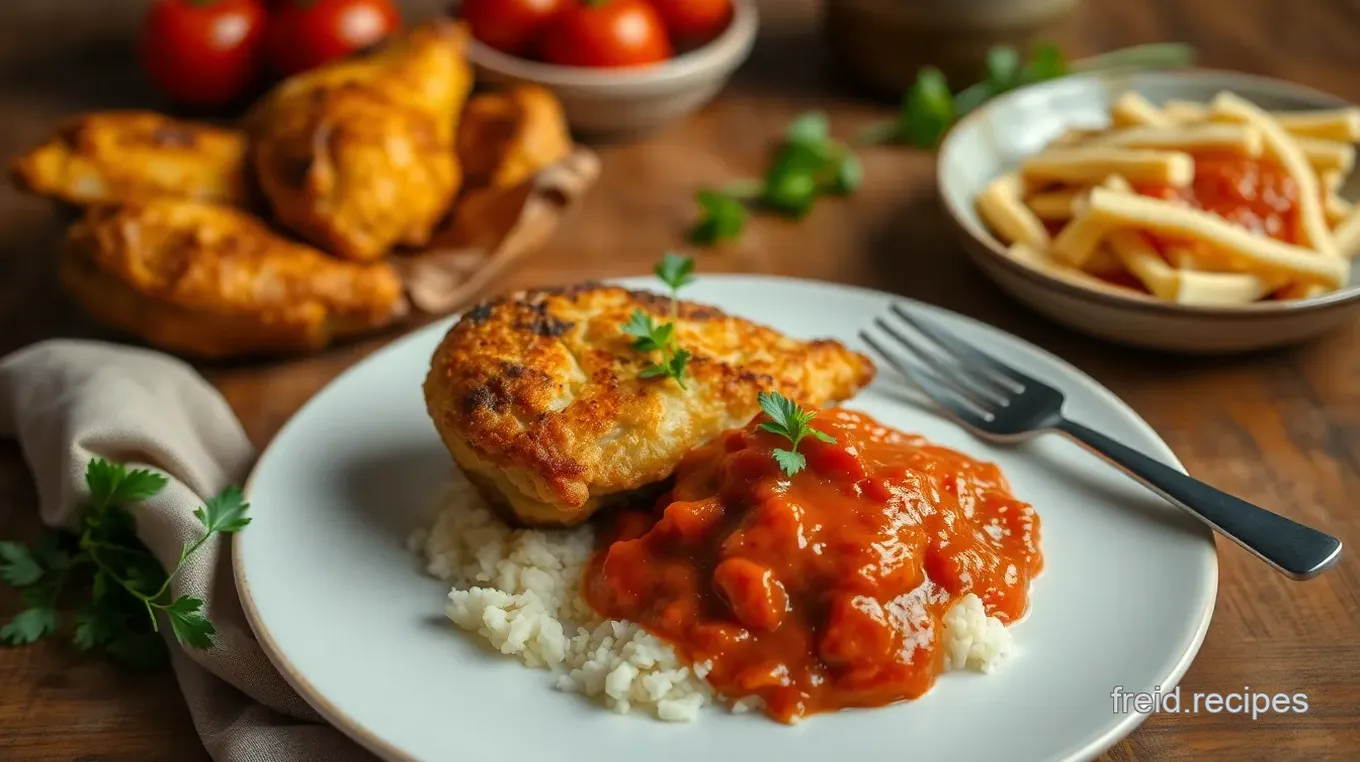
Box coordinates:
[860,303,1343,581]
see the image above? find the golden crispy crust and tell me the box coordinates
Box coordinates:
[423,283,876,526]
[249,20,473,262]
[10,111,249,207]
[61,199,408,359]
[456,85,572,191]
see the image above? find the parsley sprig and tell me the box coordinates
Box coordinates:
[689,112,861,245]
[0,458,249,667]
[654,252,694,317]
[622,253,696,388]
[757,391,835,477]
[859,42,1195,149]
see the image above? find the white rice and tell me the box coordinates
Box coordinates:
[410,469,1014,722]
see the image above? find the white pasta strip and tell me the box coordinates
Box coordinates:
[1210,92,1338,258]
[1333,206,1360,259]
[1087,123,1263,157]
[1160,99,1210,124]
[1086,187,1349,287]
[1111,91,1171,128]
[1105,230,1279,305]
[1051,203,1110,267]
[1021,148,1194,187]
[1179,101,1360,141]
[1005,243,1141,297]
[1297,137,1356,174]
[1326,194,1353,226]
[1083,245,1126,277]
[975,173,1050,248]
[1273,109,1360,142]
[1024,188,1081,221]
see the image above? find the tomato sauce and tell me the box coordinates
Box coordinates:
[1135,151,1301,254]
[583,408,1043,723]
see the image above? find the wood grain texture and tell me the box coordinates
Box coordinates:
[2,0,1359,759]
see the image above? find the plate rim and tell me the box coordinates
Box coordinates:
[234,273,1219,762]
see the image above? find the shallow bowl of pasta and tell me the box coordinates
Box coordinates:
[938,69,1360,353]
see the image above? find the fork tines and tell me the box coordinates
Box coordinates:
[859,304,1038,425]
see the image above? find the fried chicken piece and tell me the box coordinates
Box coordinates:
[423,284,876,526]
[249,20,473,262]
[456,85,572,192]
[10,111,249,207]
[61,199,408,359]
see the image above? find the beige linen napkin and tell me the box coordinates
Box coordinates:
[0,339,374,762]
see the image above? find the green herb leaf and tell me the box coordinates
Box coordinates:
[757,391,800,437]
[0,542,43,587]
[903,67,956,148]
[112,469,169,505]
[1,607,58,645]
[638,321,674,353]
[655,253,695,294]
[86,458,126,510]
[953,83,995,118]
[166,595,214,649]
[73,606,117,651]
[622,310,674,352]
[668,349,691,388]
[762,140,832,217]
[866,42,1194,152]
[756,391,835,477]
[688,189,748,245]
[984,46,1020,91]
[1021,42,1067,83]
[771,448,807,478]
[3,460,249,661]
[810,428,837,444]
[640,348,691,389]
[623,257,694,389]
[763,171,819,217]
[31,533,72,574]
[830,151,863,195]
[785,111,829,147]
[194,486,251,534]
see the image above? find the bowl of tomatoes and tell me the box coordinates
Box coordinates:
[453,0,758,136]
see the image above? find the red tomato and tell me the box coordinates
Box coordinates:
[458,0,568,58]
[648,0,732,47]
[265,0,402,77]
[540,0,672,68]
[139,0,267,108]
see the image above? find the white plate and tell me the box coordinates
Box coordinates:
[237,275,1218,762]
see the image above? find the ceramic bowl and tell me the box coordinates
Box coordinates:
[937,69,1360,354]
[456,0,758,138]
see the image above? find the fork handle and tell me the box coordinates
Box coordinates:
[1055,418,1342,580]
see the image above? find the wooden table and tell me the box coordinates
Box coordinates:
[3,0,1359,759]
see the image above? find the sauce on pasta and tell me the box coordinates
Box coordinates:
[1137,151,1301,245]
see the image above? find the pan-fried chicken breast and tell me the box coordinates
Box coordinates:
[61,199,407,359]
[10,111,249,207]
[248,19,473,262]
[456,84,572,192]
[423,283,876,527]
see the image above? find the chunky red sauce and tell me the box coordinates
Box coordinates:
[584,408,1043,723]
[1136,151,1301,248]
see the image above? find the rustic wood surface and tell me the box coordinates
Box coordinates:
[2,0,1359,759]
